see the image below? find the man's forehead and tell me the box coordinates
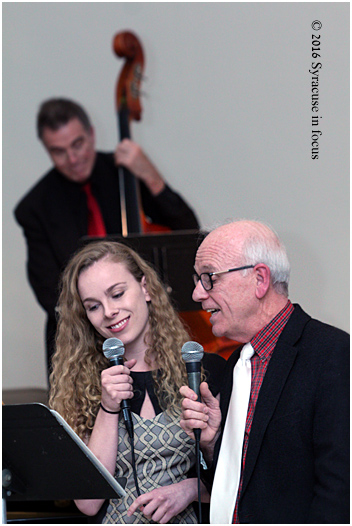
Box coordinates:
[42,118,90,143]
[195,226,243,269]
[195,238,232,270]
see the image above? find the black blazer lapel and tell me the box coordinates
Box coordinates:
[241,305,311,496]
[241,341,298,495]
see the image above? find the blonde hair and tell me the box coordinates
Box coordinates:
[49,241,191,439]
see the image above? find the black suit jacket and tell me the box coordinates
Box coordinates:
[209,305,349,523]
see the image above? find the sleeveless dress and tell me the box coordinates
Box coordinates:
[102,353,226,524]
[103,410,198,524]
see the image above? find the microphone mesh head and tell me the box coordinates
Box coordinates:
[102,338,125,360]
[181,341,204,363]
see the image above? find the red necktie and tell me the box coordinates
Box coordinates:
[82,182,107,237]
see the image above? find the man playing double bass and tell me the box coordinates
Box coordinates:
[14,98,199,376]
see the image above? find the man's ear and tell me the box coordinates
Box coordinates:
[89,125,96,143]
[254,264,271,299]
[141,275,151,302]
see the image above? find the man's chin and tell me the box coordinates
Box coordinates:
[211,324,225,338]
[62,171,91,184]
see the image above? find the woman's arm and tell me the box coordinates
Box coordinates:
[74,358,136,516]
[74,408,120,516]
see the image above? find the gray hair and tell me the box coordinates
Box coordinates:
[240,222,291,296]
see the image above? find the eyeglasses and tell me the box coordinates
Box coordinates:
[193,265,255,291]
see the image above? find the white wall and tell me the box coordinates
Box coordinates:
[3,2,349,390]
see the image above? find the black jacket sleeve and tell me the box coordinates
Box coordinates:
[14,194,64,318]
[140,183,200,231]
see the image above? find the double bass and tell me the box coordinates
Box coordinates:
[113,30,169,235]
[113,30,237,359]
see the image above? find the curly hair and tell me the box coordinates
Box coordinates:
[49,241,193,440]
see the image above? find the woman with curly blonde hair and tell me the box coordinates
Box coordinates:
[49,240,225,524]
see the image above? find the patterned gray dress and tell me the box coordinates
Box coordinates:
[102,354,226,524]
[103,410,198,524]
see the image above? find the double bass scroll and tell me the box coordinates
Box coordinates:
[114,31,144,123]
[113,30,144,236]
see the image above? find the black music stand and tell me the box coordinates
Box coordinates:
[80,230,205,312]
[2,403,126,523]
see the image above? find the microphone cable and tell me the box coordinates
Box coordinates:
[103,338,141,497]
[195,429,202,524]
[129,429,141,497]
[121,405,140,497]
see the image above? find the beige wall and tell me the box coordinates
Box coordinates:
[3,2,349,390]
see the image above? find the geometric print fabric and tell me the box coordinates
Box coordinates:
[103,411,198,524]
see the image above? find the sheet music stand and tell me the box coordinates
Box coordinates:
[3,403,126,523]
[80,230,205,312]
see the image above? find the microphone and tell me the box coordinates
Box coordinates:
[102,337,133,438]
[181,341,204,523]
[181,341,204,441]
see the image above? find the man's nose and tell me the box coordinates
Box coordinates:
[192,280,209,302]
[66,148,79,164]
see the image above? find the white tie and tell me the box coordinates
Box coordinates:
[210,342,255,524]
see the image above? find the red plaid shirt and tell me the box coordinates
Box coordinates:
[233,300,294,523]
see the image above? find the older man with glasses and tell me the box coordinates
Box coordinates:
[180,219,349,524]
